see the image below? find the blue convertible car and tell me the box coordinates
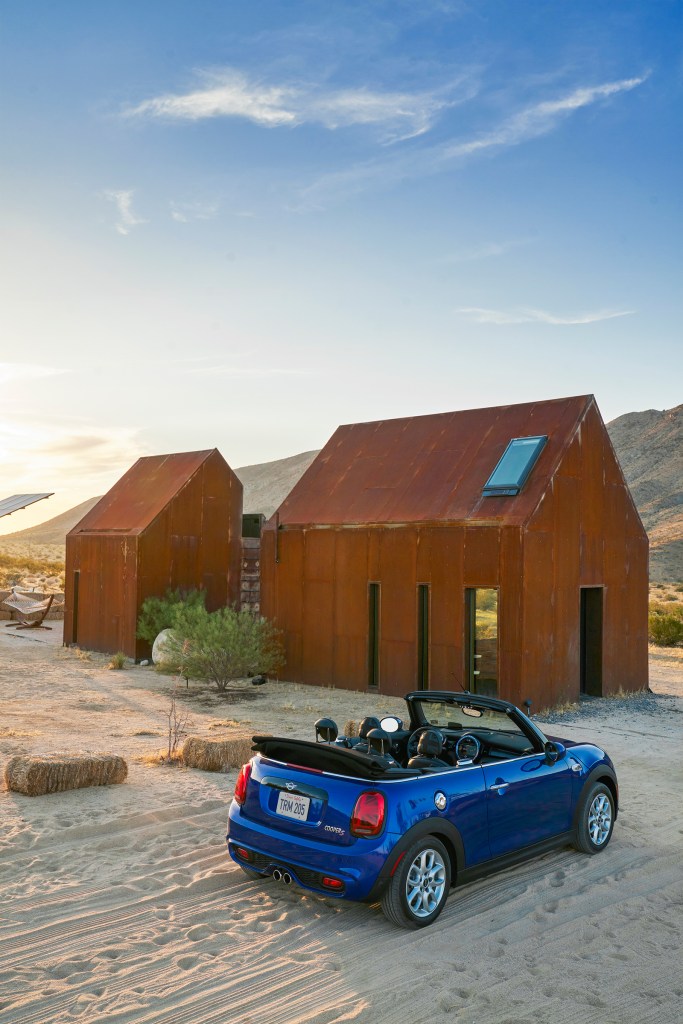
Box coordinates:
[226,691,618,928]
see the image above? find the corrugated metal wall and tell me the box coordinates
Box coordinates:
[64,449,242,658]
[261,399,649,707]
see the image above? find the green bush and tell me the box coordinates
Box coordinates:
[648,613,683,647]
[136,588,206,644]
[162,604,285,691]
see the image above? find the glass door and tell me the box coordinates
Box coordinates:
[465,588,498,696]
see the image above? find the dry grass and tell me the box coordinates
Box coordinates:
[138,750,185,767]
[605,686,651,700]
[4,753,128,796]
[107,652,127,670]
[181,735,256,772]
[535,699,580,719]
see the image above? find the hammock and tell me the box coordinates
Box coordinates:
[3,589,54,630]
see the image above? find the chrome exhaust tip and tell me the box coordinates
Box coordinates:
[282,872,292,885]
[272,868,282,881]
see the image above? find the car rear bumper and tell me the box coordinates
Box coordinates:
[227,801,399,901]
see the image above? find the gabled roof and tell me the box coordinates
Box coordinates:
[69,450,232,536]
[274,396,593,527]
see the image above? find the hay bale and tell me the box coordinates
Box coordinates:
[4,754,128,797]
[182,735,256,772]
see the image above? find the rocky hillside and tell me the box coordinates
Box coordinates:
[1,408,680,580]
[606,404,682,582]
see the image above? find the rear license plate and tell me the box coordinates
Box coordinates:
[276,790,310,822]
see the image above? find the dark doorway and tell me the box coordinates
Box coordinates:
[417,584,430,690]
[580,588,603,696]
[465,588,498,696]
[368,583,380,690]
[72,570,80,645]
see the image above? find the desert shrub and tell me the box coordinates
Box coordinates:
[162,605,285,691]
[136,587,206,644]
[107,651,127,670]
[0,551,64,588]
[648,613,683,647]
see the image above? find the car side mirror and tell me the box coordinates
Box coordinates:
[380,716,402,733]
[544,741,566,765]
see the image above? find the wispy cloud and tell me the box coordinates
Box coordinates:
[0,363,66,385]
[298,74,648,207]
[187,364,316,378]
[102,189,147,235]
[441,238,533,263]
[125,68,473,143]
[0,418,146,490]
[170,200,219,223]
[455,306,635,326]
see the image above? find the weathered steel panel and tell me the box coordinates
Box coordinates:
[463,525,500,585]
[303,529,336,583]
[261,394,647,705]
[498,526,523,705]
[521,530,555,705]
[277,396,590,526]
[64,449,243,659]
[302,579,334,683]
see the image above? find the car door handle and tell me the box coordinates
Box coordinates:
[490,783,508,791]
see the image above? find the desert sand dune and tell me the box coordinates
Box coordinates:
[1,631,682,1024]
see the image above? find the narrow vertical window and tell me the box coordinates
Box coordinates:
[417,584,430,690]
[368,583,380,690]
[465,588,498,697]
[72,570,80,645]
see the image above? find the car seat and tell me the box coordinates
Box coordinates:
[350,716,382,754]
[407,729,450,770]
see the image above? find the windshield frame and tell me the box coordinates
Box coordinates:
[404,691,547,752]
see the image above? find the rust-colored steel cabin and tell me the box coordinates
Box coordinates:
[64,449,242,660]
[261,396,648,709]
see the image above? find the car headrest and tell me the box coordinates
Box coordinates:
[366,727,391,756]
[417,729,444,758]
[315,718,338,743]
[359,716,381,739]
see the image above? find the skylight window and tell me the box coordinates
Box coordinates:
[483,436,547,496]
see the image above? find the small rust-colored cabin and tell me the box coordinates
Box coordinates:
[261,396,648,708]
[64,449,242,659]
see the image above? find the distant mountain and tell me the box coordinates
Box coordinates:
[0,450,321,546]
[606,404,682,582]
[2,410,680,581]
[237,450,319,519]
[1,495,104,545]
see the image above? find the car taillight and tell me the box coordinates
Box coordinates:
[234,763,251,805]
[350,791,386,837]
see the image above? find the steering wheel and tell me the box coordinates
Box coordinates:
[407,726,444,760]
[455,733,482,763]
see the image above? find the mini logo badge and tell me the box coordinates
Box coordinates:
[285,782,295,791]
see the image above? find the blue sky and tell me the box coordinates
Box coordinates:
[1,1,681,531]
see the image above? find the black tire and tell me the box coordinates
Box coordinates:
[381,836,451,929]
[573,782,615,854]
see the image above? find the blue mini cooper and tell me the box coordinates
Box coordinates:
[226,691,618,929]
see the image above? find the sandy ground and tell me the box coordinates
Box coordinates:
[1,628,682,1024]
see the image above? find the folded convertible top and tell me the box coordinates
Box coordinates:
[251,736,419,780]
